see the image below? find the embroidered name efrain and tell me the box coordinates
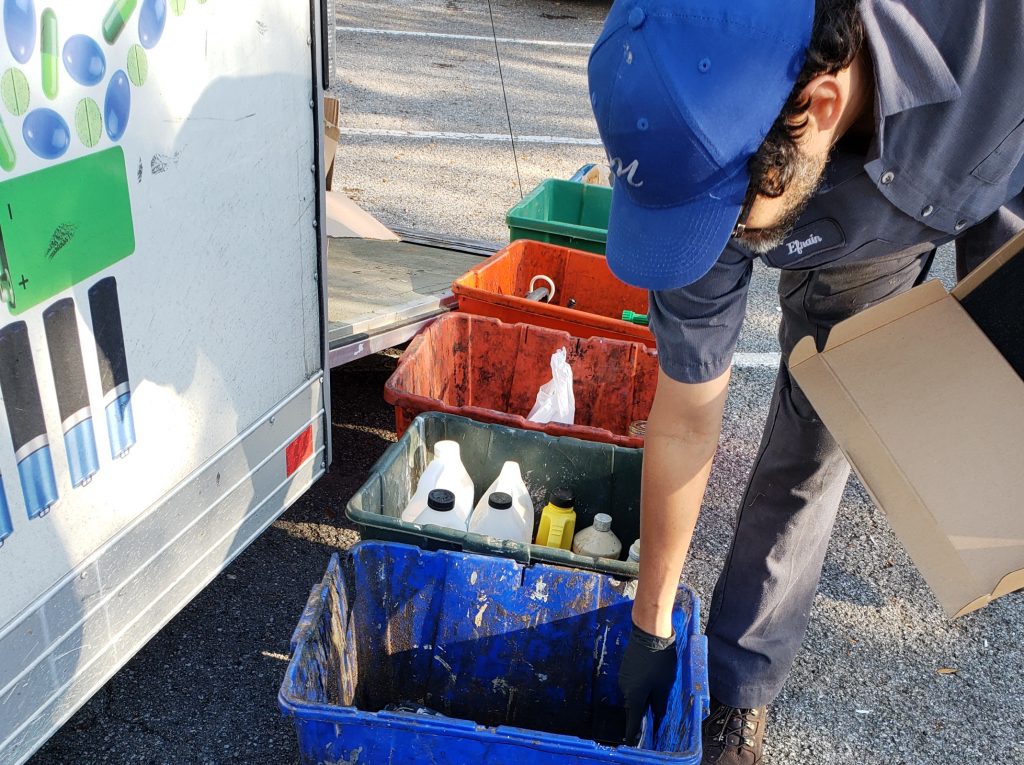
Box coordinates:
[786,233,823,256]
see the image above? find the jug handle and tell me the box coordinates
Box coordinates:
[547,516,568,550]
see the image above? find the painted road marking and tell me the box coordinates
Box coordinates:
[340,126,603,146]
[733,353,782,368]
[337,25,594,49]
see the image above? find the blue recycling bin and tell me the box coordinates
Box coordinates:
[279,542,708,764]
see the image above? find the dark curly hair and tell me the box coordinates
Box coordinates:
[747,0,864,198]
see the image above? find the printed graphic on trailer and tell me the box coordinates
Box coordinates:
[0,0,229,550]
[0,0,320,627]
[0,0,159,545]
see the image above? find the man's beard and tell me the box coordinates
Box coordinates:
[737,151,828,255]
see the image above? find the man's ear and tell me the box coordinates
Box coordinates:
[795,74,845,137]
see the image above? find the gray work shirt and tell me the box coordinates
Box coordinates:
[651,0,1024,384]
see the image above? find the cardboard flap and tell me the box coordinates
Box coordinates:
[791,290,1024,618]
[822,279,947,351]
[952,229,1024,300]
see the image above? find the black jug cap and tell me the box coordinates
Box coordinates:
[488,492,513,510]
[551,488,574,509]
[427,489,456,512]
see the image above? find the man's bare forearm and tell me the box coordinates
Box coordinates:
[632,368,730,638]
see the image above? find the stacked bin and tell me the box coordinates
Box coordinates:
[451,239,653,347]
[280,544,708,765]
[384,313,657,447]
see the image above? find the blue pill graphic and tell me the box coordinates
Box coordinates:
[138,0,166,49]
[23,108,70,159]
[0,475,12,545]
[63,34,106,86]
[104,69,130,141]
[3,0,35,64]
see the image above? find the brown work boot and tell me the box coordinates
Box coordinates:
[701,697,767,764]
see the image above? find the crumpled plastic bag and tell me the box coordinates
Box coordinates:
[528,348,575,425]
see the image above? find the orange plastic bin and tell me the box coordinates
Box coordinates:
[451,240,654,347]
[384,313,658,448]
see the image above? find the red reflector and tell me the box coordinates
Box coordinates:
[286,425,314,477]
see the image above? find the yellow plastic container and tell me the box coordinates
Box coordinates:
[534,488,576,550]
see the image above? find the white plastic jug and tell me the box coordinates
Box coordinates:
[571,514,622,559]
[468,492,531,544]
[405,489,467,532]
[471,461,533,533]
[627,538,641,563]
[400,440,474,526]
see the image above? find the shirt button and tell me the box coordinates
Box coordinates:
[628,7,646,28]
[921,204,934,217]
[955,219,968,231]
[880,170,895,184]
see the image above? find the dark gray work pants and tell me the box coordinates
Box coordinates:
[705,206,1023,709]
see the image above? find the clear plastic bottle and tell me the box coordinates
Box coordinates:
[400,440,474,526]
[468,491,531,544]
[534,487,576,550]
[572,514,622,559]
[471,461,533,535]
[405,488,467,532]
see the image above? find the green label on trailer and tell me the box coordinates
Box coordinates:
[0,147,135,315]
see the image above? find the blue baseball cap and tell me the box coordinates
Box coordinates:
[588,0,814,289]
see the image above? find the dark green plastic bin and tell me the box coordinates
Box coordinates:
[346,412,642,577]
[507,179,611,255]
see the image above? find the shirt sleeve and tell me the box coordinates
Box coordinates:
[648,243,753,384]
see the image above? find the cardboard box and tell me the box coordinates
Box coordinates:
[789,232,1024,618]
[323,96,340,190]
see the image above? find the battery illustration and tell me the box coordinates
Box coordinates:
[88,277,135,458]
[44,298,99,487]
[0,321,59,517]
[0,475,12,545]
[0,146,135,315]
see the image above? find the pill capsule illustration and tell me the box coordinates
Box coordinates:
[0,321,59,518]
[41,8,58,99]
[126,43,147,86]
[102,0,137,45]
[104,69,129,141]
[44,299,100,489]
[4,0,35,64]
[63,34,105,86]
[1,68,30,116]
[0,116,15,170]
[170,0,184,16]
[89,278,135,458]
[75,97,102,147]
[138,0,166,49]
[22,107,69,159]
[0,475,12,545]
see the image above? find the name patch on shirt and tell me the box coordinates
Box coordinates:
[768,219,846,266]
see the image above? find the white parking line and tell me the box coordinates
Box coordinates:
[337,25,594,49]
[733,352,782,368]
[340,126,603,146]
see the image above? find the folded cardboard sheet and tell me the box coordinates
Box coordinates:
[790,233,1024,618]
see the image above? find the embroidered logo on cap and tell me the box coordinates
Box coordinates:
[608,156,644,187]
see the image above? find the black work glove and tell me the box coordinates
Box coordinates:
[618,622,677,746]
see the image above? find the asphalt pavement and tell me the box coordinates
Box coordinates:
[32,1,1022,763]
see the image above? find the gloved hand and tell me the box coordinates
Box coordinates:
[618,622,677,746]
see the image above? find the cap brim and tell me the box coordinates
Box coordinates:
[604,169,747,290]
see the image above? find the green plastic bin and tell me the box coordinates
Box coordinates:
[507,179,611,255]
[346,412,642,578]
